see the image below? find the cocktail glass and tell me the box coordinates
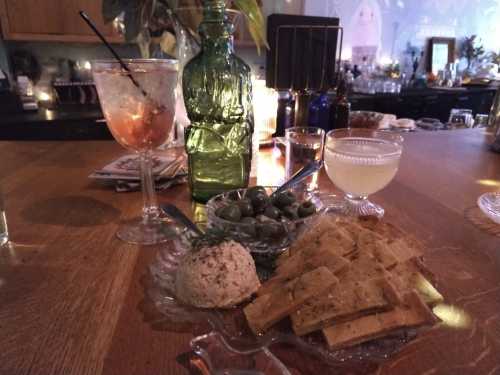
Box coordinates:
[92,59,178,244]
[324,128,403,218]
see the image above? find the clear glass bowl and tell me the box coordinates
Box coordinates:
[205,187,325,254]
[477,192,500,224]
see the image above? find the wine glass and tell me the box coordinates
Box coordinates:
[324,128,403,218]
[92,59,178,245]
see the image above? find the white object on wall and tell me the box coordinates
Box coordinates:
[349,0,382,57]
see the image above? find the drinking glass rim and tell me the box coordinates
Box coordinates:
[326,128,403,144]
[325,128,403,158]
[285,126,326,136]
[91,59,178,72]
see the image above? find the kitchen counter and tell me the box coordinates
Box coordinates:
[0,104,112,140]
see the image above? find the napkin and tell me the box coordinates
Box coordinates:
[89,154,187,192]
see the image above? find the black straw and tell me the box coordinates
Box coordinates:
[79,11,148,98]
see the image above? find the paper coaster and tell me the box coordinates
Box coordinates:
[464,206,500,238]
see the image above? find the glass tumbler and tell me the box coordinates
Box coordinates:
[285,127,325,192]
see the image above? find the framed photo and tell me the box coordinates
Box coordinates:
[427,37,456,74]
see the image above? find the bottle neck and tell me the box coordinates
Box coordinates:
[199,0,234,54]
[202,0,225,22]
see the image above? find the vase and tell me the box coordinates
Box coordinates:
[183,0,254,203]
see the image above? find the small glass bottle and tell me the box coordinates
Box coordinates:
[329,77,351,130]
[183,0,254,203]
[309,93,332,132]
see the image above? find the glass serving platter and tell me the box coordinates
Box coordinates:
[147,227,419,374]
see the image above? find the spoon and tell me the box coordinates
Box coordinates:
[271,160,323,197]
[160,204,204,236]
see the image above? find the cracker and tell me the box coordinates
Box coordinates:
[258,248,350,297]
[278,216,356,265]
[290,277,397,336]
[244,267,338,334]
[323,291,437,349]
[356,228,398,270]
[388,258,443,305]
[387,237,424,264]
[341,252,387,282]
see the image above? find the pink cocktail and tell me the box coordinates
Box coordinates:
[92,59,178,245]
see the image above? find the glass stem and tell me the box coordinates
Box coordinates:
[140,151,160,224]
[346,194,368,202]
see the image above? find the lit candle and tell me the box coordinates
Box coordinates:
[252,79,278,143]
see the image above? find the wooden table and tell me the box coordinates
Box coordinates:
[1,129,500,375]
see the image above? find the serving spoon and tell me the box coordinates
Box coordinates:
[161,204,204,236]
[271,160,323,197]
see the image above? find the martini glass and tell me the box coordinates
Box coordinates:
[324,128,403,218]
[92,59,178,244]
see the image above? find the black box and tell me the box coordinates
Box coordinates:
[266,14,340,91]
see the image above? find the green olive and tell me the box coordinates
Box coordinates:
[263,205,281,220]
[251,193,271,214]
[240,216,257,236]
[272,191,297,209]
[237,198,254,217]
[219,204,242,222]
[282,205,300,220]
[256,221,284,239]
[298,201,317,218]
[246,186,267,201]
[241,216,258,225]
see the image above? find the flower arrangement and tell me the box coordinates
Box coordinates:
[489,51,500,67]
[458,35,485,70]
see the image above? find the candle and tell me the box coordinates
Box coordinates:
[252,79,278,143]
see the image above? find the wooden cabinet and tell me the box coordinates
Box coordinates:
[0,0,123,42]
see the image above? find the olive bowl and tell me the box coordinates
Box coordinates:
[205,187,325,254]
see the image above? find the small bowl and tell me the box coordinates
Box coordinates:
[206,187,324,254]
[349,111,385,129]
[477,192,500,224]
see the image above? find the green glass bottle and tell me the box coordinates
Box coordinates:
[183,0,254,203]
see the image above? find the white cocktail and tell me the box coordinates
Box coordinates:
[324,129,403,218]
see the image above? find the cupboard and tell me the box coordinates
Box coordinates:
[0,0,122,42]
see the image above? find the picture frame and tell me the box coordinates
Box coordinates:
[427,37,456,74]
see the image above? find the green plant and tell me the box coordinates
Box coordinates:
[102,0,267,56]
[458,35,485,69]
[489,51,500,66]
